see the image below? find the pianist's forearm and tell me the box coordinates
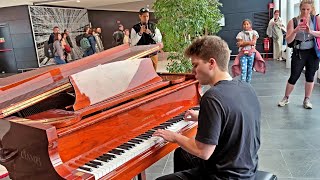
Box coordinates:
[174,134,215,160]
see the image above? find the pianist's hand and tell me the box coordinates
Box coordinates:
[184,110,199,121]
[153,129,177,143]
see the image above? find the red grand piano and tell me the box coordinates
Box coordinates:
[0,44,200,180]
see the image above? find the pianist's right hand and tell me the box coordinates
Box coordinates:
[184,110,199,121]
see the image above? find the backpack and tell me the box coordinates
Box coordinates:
[112,31,124,46]
[80,37,91,50]
[75,34,84,47]
[287,15,315,48]
[44,41,54,58]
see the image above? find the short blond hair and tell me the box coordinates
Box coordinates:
[185,36,230,71]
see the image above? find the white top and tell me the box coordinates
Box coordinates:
[236,30,259,51]
[130,27,162,46]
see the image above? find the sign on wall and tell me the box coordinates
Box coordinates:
[28,6,90,67]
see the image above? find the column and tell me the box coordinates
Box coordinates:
[274,0,280,12]
[315,0,319,15]
[281,0,287,24]
[286,0,295,68]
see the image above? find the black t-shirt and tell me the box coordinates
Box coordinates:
[195,80,261,179]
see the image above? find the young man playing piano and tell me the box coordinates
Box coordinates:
[154,36,261,180]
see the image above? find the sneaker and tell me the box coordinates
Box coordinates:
[278,97,289,107]
[303,98,312,109]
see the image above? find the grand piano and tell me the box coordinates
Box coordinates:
[0,44,201,180]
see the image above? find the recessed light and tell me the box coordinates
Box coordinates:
[76,0,80,2]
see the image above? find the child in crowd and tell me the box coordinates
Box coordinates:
[232,19,266,83]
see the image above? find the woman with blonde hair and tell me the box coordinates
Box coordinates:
[278,0,320,109]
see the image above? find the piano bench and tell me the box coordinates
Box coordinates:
[255,170,277,180]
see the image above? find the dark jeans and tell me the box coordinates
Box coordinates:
[83,48,95,57]
[156,148,209,180]
[288,48,320,84]
[54,56,66,64]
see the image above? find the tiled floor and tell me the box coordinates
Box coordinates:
[146,60,320,180]
[1,60,320,180]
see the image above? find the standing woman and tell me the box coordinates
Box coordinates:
[278,0,320,109]
[53,33,66,64]
[267,10,286,61]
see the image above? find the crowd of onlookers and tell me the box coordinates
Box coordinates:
[46,24,133,65]
[46,7,162,69]
[46,26,104,64]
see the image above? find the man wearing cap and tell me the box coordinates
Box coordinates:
[131,8,162,70]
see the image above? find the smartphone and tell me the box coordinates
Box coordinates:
[300,18,307,25]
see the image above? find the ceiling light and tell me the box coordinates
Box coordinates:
[76,0,80,2]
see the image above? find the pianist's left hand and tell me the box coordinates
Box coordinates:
[153,129,177,143]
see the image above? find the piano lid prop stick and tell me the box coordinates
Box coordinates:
[9,116,76,124]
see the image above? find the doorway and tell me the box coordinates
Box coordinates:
[0,23,17,73]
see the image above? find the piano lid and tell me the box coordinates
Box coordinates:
[70,58,163,110]
[0,44,162,118]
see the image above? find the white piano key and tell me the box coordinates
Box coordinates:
[77,168,97,180]
[76,118,194,179]
[83,165,104,179]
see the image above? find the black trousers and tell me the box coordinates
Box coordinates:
[288,48,320,84]
[155,147,209,180]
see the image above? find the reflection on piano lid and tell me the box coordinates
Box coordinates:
[0,44,201,180]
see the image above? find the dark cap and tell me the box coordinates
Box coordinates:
[139,7,149,14]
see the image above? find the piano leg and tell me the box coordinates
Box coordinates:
[150,54,158,71]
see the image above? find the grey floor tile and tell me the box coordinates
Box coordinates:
[301,129,320,149]
[258,150,292,178]
[145,164,167,174]
[260,129,316,150]
[281,150,320,178]
[146,173,162,180]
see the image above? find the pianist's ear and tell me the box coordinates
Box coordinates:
[208,58,217,70]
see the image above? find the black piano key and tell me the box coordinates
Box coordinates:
[124,142,136,147]
[109,149,124,155]
[157,125,168,129]
[89,160,102,166]
[133,138,144,142]
[152,126,165,130]
[141,133,152,137]
[160,122,174,126]
[121,143,135,148]
[79,166,92,172]
[117,145,131,150]
[144,132,153,136]
[103,153,116,158]
[129,139,143,144]
[85,163,99,168]
[136,135,149,140]
[168,118,182,122]
[97,157,109,162]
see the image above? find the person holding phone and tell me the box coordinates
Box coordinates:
[131,8,162,70]
[278,0,320,109]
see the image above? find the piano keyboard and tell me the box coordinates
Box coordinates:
[75,107,199,179]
